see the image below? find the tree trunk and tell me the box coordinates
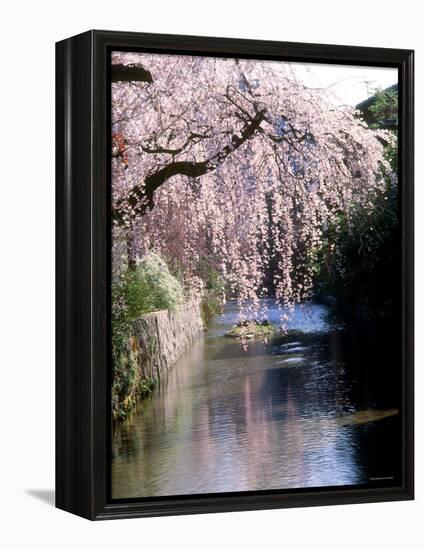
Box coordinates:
[126,226,136,269]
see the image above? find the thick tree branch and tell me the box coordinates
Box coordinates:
[111,63,153,83]
[112,109,266,225]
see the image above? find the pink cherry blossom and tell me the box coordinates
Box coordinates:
[111,52,394,323]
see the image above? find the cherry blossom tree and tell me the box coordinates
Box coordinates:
[111,52,394,320]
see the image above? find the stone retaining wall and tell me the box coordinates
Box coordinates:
[132,300,203,382]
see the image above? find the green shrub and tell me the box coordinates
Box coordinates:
[115,252,184,322]
[196,256,224,326]
[200,292,222,326]
[135,252,184,314]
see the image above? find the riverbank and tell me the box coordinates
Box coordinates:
[112,300,203,420]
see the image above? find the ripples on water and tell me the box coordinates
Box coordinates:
[112,301,401,499]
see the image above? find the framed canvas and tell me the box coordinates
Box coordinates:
[56,30,414,520]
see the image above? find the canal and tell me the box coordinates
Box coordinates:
[112,300,401,499]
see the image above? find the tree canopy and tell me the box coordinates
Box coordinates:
[111,52,395,320]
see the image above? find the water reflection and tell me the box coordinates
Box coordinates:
[112,301,400,498]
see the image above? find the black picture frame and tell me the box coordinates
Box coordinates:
[56,29,414,520]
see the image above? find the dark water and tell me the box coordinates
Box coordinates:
[112,300,401,499]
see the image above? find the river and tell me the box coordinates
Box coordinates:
[112,300,401,499]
